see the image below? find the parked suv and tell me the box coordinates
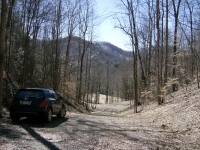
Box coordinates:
[9,88,66,123]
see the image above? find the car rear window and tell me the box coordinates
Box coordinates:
[15,90,44,99]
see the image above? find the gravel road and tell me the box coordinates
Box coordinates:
[0,100,199,150]
[1,104,142,150]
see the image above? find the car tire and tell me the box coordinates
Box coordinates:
[45,108,52,123]
[10,114,20,122]
[57,105,66,118]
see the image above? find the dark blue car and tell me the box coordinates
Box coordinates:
[9,88,66,123]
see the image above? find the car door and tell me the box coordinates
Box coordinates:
[55,92,62,111]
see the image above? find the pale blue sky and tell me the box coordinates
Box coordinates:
[96,0,130,51]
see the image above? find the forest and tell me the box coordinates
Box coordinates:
[0,0,200,115]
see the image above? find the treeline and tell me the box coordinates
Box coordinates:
[0,0,200,113]
[114,0,200,112]
[0,0,98,110]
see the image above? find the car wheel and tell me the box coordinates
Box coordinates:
[45,108,52,123]
[57,105,66,118]
[10,114,20,122]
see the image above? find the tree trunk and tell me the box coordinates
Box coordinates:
[164,0,169,85]
[0,0,7,116]
[106,63,110,104]
[172,0,181,92]
[147,0,153,91]
[156,0,162,104]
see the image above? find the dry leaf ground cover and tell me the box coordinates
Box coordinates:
[95,84,200,149]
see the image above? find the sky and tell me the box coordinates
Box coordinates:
[96,0,130,51]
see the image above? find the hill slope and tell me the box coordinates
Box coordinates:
[95,81,200,149]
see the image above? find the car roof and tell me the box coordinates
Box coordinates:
[19,88,53,91]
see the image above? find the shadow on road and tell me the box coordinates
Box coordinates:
[21,125,59,150]
[13,117,68,150]
[12,116,69,128]
[21,125,60,150]
[0,116,69,149]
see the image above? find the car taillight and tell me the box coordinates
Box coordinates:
[10,99,14,106]
[39,99,47,107]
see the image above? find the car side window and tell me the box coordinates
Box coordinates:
[55,93,59,100]
[49,90,56,99]
[55,92,61,100]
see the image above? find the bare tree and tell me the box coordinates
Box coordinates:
[156,0,162,104]
[115,0,140,113]
[76,0,94,104]
[105,62,110,104]
[64,0,79,80]
[172,0,182,92]
[185,0,200,88]
[51,0,62,91]
[164,0,169,85]
[0,0,7,116]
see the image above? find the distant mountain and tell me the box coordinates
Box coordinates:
[93,42,132,63]
[60,37,132,64]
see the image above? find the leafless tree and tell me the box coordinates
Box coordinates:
[164,0,169,85]
[156,0,162,104]
[172,0,182,92]
[64,0,79,80]
[51,0,62,91]
[76,0,95,104]
[0,0,8,116]
[115,0,140,113]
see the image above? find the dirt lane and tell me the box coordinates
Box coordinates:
[0,100,200,150]
[0,112,148,150]
[0,107,148,150]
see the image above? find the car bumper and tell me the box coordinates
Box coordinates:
[10,111,46,117]
[10,107,47,118]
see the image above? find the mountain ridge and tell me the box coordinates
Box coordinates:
[60,37,132,64]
